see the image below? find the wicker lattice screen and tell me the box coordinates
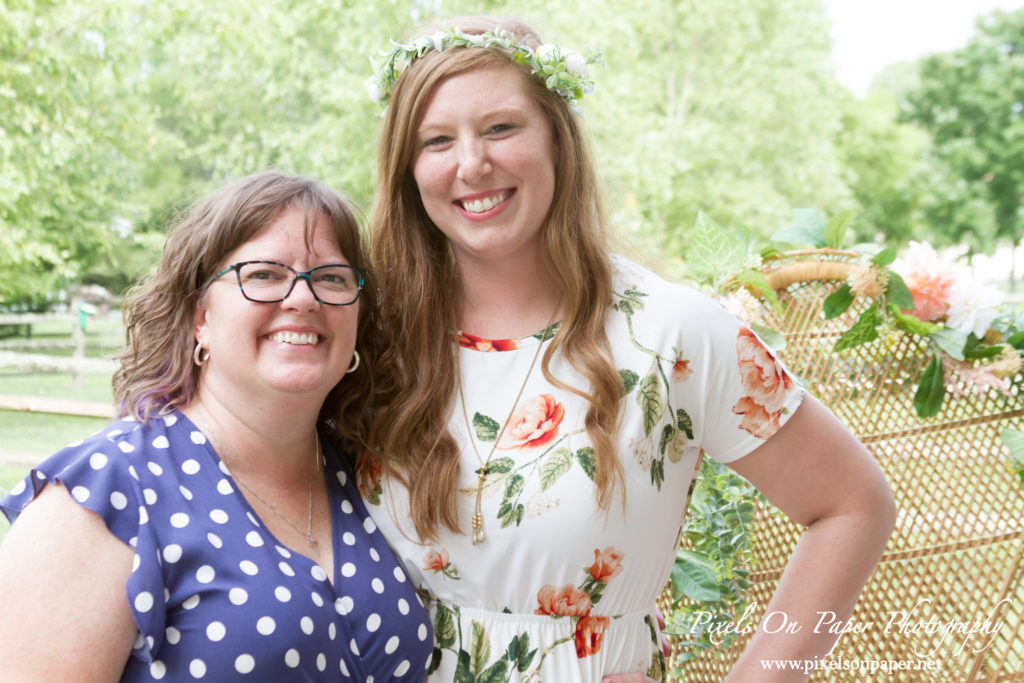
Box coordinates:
[663,251,1024,682]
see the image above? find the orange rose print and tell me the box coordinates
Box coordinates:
[589,546,625,582]
[422,548,450,572]
[731,396,781,440]
[497,394,565,450]
[574,615,610,658]
[355,454,383,505]
[534,584,592,617]
[457,331,521,352]
[422,548,460,580]
[732,328,793,439]
[734,328,793,413]
[671,355,693,383]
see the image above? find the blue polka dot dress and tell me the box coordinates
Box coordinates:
[0,411,433,681]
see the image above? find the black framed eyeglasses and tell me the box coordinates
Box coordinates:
[207,260,365,306]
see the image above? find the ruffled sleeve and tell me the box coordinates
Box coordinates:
[0,420,168,663]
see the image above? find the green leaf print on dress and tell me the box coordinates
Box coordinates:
[429,547,633,680]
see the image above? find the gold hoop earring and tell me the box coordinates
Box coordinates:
[193,342,210,366]
[346,350,360,374]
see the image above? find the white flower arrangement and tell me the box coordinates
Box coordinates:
[892,240,1005,339]
[366,27,601,110]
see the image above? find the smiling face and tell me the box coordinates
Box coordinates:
[411,64,557,269]
[193,205,359,407]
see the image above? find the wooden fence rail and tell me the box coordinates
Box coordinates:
[0,395,115,419]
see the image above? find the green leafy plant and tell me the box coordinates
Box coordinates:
[664,459,759,670]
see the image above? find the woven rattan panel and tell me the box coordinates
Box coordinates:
[664,258,1024,682]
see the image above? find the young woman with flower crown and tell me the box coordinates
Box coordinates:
[361,15,896,682]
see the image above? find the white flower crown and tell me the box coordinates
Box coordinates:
[365,27,601,109]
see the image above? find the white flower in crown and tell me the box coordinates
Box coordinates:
[412,34,434,54]
[535,43,558,62]
[368,27,601,109]
[564,52,589,78]
[363,76,386,103]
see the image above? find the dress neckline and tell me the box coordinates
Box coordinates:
[455,322,560,353]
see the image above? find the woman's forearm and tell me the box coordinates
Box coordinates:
[725,504,895,682]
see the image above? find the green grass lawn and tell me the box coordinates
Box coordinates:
[0,372,113,403]
[0,411,112,458]
[0,318,120,546]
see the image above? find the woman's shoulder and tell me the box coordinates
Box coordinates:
[609,254,721,310]
[53,412,193,469]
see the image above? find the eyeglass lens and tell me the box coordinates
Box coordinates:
[237,262,360,305]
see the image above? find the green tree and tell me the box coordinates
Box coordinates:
[1,0,148,305]
[549,0,853,267]
[902,8,1024,282]
[1,0,417,305]
[833,90,930,244]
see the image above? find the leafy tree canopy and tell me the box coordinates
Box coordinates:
[902,8,1024,252]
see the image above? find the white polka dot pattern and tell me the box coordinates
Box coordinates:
[0,412,432,681]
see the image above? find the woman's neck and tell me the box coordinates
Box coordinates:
[183,388,321,486]
[455,252,562,340]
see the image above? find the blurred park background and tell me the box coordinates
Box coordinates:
[2,0,1024,542]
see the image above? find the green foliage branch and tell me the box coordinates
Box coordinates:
[664,459,759,670]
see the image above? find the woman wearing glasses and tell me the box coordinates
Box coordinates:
[0,170,433,681]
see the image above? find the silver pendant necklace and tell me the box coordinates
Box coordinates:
[194,411,322,552]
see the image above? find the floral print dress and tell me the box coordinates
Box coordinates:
[362,257,804,682]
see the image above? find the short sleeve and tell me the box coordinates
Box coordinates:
[0,421,168,663]
[687,295,805,464]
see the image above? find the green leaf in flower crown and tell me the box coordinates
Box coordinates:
[1008,331,1024,350]
[888,304,941,336]
[871,245,898,267]
[825,210,856,249]
[687,211,745,284]
[885,271,915,311]
[734,269,782,312]
[823,282,854,320]
[928,327,968,361]
[833,304,880,352]
[914,355,945,418]
[671,549,721,602]
[771,208,827,247]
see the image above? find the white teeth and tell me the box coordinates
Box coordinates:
[270,331,319,346]
[462,192,509,214]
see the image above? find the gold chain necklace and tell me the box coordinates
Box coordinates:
[194,411,322,552]
[457,310,558,545]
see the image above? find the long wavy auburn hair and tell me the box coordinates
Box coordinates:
[368,16,625,541]
[113,170,380,450]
